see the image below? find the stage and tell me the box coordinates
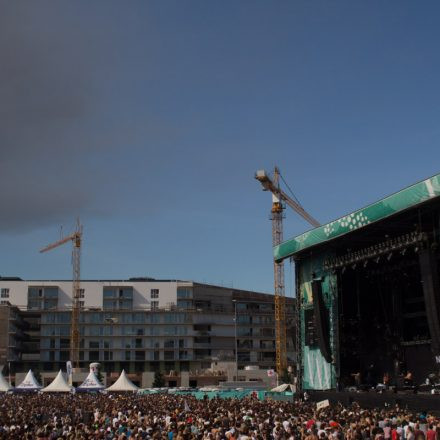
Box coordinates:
[308,389,440,414]
[274,173,440,392]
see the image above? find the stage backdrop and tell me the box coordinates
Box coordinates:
[298,252,338,390]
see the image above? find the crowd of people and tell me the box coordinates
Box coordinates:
[0,393,438,440]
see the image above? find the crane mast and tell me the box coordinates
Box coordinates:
[270,168,288,375]
[40,219,83,368]
[255,167,320,379]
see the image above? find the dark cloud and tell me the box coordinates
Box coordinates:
[0,3,117,232]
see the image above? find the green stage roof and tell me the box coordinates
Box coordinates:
[274,173,440,262]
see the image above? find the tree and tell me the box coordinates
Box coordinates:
[96,369,104,385]
[34,370,42,386]
[152,370,165,387]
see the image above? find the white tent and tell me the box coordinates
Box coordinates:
[41,370,73,393]
[77,370,104,391]
[15,369,42,390]
[270,383,296,393]
[106,370,139,392]
[0,370,11,392]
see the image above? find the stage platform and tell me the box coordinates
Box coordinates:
[308,390,440,414]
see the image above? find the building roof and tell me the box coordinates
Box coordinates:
[274,172,440,262]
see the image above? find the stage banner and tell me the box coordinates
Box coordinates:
[275,173,440,261]
[316,399,330,410]
[66,361,73,386]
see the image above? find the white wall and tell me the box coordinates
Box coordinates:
[0,280,193,310]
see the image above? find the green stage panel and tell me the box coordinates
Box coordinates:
[274,173,440,262]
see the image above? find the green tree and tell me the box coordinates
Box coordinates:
[152,370,165,387]
[34,370,42,386]
[96,369,104,384]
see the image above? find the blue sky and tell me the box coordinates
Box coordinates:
[1,1,439,294]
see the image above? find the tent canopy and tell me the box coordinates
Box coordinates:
[0,370,11,392]
[77,370,104,390]
[106,370,139,392]
[270,383,296,393]
[15,369,42,390]
[41,370,73,393]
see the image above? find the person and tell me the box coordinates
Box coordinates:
[404,371,414,387]
[426,425,437,440]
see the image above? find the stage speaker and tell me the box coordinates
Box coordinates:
[312,280,332,363]
[419,249,440,355]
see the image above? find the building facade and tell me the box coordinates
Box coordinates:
[0,278,295,382]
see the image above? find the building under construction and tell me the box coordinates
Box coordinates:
[275,173,440,391]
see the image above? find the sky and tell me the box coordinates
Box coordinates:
[0,1,439,295]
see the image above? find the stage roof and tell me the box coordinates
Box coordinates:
[274,172,440,262]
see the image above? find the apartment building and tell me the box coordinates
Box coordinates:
[0,277,295,382]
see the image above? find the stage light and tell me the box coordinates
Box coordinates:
[375,257,380,263]
[363,260,368,268]
[387,253,393,261]
[401,248,406,256]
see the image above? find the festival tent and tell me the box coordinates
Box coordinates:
[106,369,139,392]
[15,369,42,391]
[270,383,296,393]
[77,370,104,391]
[41,370,73,393]
[0,370,11,392]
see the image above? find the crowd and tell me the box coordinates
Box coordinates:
[0,393,438,440]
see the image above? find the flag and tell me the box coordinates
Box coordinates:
[184,400,191,412]
[66,361,73,386]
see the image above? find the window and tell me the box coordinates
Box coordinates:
[1,288,9,298]
[177,288,192,299]
[89,341,100,349]
[125,351,131,361]
[177,300,192,309]
[44,287,58,298]
[43,299,57,310]
[164,351,174,360]
[151,301,159,310]
[164,339,175,348]
[79,301,84,308]
[151,289,159,299]
[135,351,145,361]
[79,289,85,298]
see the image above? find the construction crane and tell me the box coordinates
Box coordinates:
[40,219,83,368]
[255,167,320,377]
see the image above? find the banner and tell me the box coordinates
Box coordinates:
[316,399,330,410]
[66,361,73,386]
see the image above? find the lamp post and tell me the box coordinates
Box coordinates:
[232,299,238,382]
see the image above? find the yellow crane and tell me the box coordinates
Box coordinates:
[255,167,319,376]
[40,219,83,368]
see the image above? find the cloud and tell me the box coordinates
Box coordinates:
[0,3,115,233]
